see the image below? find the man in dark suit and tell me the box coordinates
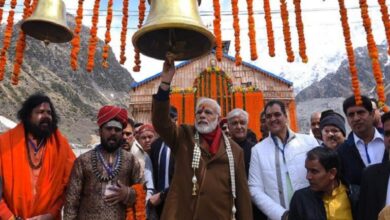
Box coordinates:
[358,111,390,220]
[337,95,387,186]
[149,106,177,217]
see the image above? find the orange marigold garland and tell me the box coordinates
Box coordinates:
[70,0,84,71]
[359,0,387,111]
[86,0,101,72]
[378,0,390,55]
[338,0,362,105]
[280,0,294,62]
[126,184,146,220]
[120,0,129,64]
[293,0,308,63]
[212,0,222,61]
[0,0,17,81]
[133,0,146,72]
[0,0,5,25]
[263,0,275,57]
[231,0,242,65]
[102,0,113,68]
[11,0,34,85]
[246,0,257,60]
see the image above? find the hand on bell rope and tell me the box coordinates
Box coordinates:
[160,52,176,90]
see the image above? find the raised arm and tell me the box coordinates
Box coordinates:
[152,53,181,153]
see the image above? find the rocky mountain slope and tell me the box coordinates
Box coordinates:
[0,15,134,144]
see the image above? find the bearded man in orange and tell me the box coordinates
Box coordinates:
[0,93,76,220]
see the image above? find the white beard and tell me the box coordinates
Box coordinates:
[195,118,219,134]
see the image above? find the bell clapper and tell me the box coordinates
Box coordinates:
[44,39,50,46]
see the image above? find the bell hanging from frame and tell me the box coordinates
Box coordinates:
[21,0,73,45]
[132,0,215,61]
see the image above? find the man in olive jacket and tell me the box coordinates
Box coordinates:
[151,53,252,220]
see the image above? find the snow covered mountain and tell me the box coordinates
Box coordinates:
[228,2,389,93]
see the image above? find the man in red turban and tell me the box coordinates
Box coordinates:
[97,105,128,129]
[64,105,142,219]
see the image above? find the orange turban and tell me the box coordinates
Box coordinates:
[97,105,128,128]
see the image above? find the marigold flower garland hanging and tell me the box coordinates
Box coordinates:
[70,0,84,71]
[0,0,17,81]
[231,0,242,66]
[102,0,113,68]
[263,0,275,57]
[133,0,146,72]
[86,0,101,72]
[126,183,146,220]
[378,0,390,55]
[212,0,222,61]
[293,0,307,63]
[11,0,34,85]
[0,0,5,25]
[246,0,257,60]
[359,0,388,111]
[338,0,362,105]
[120,0,129,64]
[279,0,294,62]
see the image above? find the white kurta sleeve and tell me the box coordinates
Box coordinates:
[248,146,286,220]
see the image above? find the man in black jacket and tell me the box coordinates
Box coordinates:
[289,147,357,220]
[226,108,266,220]
[337,95,387,186]
[358,111,390,220]
[149,106,177,217]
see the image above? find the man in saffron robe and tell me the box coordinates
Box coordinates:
[152,54,252,220]
[0,93,76,220]
[64,105,142,219]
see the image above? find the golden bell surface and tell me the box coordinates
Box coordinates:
[132,0,215,61]
[21,0,73,43]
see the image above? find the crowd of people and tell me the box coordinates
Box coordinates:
[1,55,390,220]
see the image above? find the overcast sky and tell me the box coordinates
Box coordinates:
[4,0,390,86]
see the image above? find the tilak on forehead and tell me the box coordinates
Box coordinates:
[198,103,213,111]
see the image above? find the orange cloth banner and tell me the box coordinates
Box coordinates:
[234,92,244,109]
[184,93,195,125]
[288,100,299,132]
[170,93,183,124]
[244,92,264,139]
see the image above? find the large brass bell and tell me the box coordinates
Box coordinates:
[21,0,73,44]
[132,0,215,61]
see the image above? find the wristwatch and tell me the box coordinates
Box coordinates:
[161,81,171,86]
